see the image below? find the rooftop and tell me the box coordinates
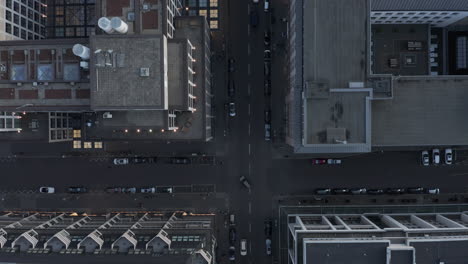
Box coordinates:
[371,0,468,11]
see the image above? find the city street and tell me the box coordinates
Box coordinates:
[1,0,468,264]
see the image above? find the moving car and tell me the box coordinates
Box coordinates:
[421,150,429,166]
[229,246,236,261]
[432,149,440,165]
[333,188,350,194]
[264,110,271,123]
[445,148,453,165]
[264,61,270,76]
[123,187,136,194]
[264,0,270,12]
[39,187,55,194]
[131,157,149,164]
[228,79,235,97]
[266,238,272,255]
[315,188,331,195]
[264,123,271,141]
[229,227,237,244]
[350,188,367,195]
[312,159,327,165]
[240,239,248,256]
[264,49,271,60]
[229,102,236,117]
[327,159,342,164]
[113,158,129,165]
[228,57,235,72]
[106,187,123,193]
[68,186,87,193]
[386,188,405,194]
[264,219,272,237]
[240,176,251,189]
[264,31,271,46]
[367,189,385,195]
[264,79,271,96]
[172,157,190,164]
[157,187,173,193]
[140,187,156,193]
[407,187,424,194]
[426,188,440,194]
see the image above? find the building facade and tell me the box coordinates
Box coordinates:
[0,0,47,41]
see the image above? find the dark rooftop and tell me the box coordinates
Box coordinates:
[371,0,468,11]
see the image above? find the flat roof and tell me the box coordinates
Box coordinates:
[303,0,368,88]
[90,35,167,110]
[410,239,468,263]
[371,0,468,11]
[304,240,389,264]
[372,77,468,146]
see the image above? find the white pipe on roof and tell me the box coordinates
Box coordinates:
[98,17,114,33]
[111,17,128,34]
[72,44,90,60]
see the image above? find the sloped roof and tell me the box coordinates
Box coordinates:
[372,0,468,11]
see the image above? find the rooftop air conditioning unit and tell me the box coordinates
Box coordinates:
[142,3,150,11]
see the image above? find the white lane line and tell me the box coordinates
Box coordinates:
[248,162,251,175]
[249,222,252,232]
[248,64,251,75]
[248,202,252,214]
[248,143,251,155]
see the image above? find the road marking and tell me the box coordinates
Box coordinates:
[248,202,252,214]
[248,162,251,174]
[248,143,251,155]
[248,64,251,75]
[249,222,252,232]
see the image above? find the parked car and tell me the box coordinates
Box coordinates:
[157,187,173,193]
[140,187,155,193]
[421,150,429,166]
[315,188,331,195]
[350,188,367,195]
[264,123,271,141]
[264,0,270,12]
[229,246,236,261]
[68,186,87,193]
[367,189,385,195]
[106,187,123,193]
[433,149,440,164]
[264,79,271,96]
[240,239,248,256]
[113,158,129,165]
[240,176,251,189]
[407,187,424,194]
[131,157,149,164]
[426,188,440,194]
[445,148,453,165]
[229,102,236,117]
[228,57,235,72]
[386,188,405,194]
[39,187,55,194]
[250,10,258,27]
[123,187,136,194]
[264,219,272,237]
[327,159,342,164]
[172,157,190,164]
[228,79,235,97]
[229,227,236,244]
[265,238,272,255]
[312,159,327,165]
[333,188,350,194]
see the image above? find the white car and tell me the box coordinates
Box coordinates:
[240,239,247,256]
[421,150,429,166]
[432,149,440,165]
[445,149,452,165]
[113,158,129,165]
[427,188,440,194]
[252,0,259,3]
[327,159,342,164]
[140,187,155,193]
[39,187,55,194]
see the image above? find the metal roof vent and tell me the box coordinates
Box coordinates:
[142,3,150,11]
[140,68,150,77]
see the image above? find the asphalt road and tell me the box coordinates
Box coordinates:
[1,0,468,264]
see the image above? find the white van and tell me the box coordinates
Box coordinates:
[240,239,247,256]
[264,0,269,12]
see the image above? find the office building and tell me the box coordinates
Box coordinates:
[0,0,47,41]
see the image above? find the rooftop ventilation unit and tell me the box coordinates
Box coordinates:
[73,44,90,60]
[140,68,150,77]
[98,17,114,34]
[111,17,128,34]
[142,3,150,11]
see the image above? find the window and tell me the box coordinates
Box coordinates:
[27,0,33,8]
[199,9,207,17]
[55,6,64,15]
[210,10,218,18]
[55,27,64,37]
[6,10,12,21]
[28,21,32,30]
[210,20,218,29]
[21,17,26,27]
[13,26,19,37]
[6,0,12,8]
[21,5,26,16]
[5,23,11,34]
[14,2,19,12]
[27,32,32,39]
[28,9,33,19]
[55,17,64,26]
[199,0,208,7]
[210,0,218,7]
[13,14,19,25]
[20,29,26,39]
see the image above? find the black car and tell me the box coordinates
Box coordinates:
[315,188,331,195]
[68,186,87,193]
[386,188,405,194]
[333,188,350,194]
[131,157,149,164]
[367,189,385,195]
[106,187,123,193]
[264,79,271,96]
[264,110,271,124]
[407,187,424,194]
[264,61,271,76]
[264,31,271,46]
[229,227,236,244]
[228,57,235,72]
[228,246,236,261]
[264,50,271,60]
[228,79,235,97]
[264,219,272,237]
[172,157,190,164]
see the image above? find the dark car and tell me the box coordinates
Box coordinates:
[106,187,123,193]
[68,186,87,193]
[172,157,190,164]
[264,79,271,96]
[407,187,424,194]
[386,188,406,194]
[265,123,271,141]
[157,186,173,193]
[315,188,331,195]
[229,246,236,261]
[228,79,235,97]
[264,110,271,123]
[264,50,271,60]
[250,10,259,27]
[264,61,270,76]
[123,187,136,194]
[264,31,271,46]
[131,157,149,164]
[228,57,235,72]
[229,227,236,244]
[264,219,272,237]
[333,188,350,194]
[368,189,385,195]
[350,188,367,195]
